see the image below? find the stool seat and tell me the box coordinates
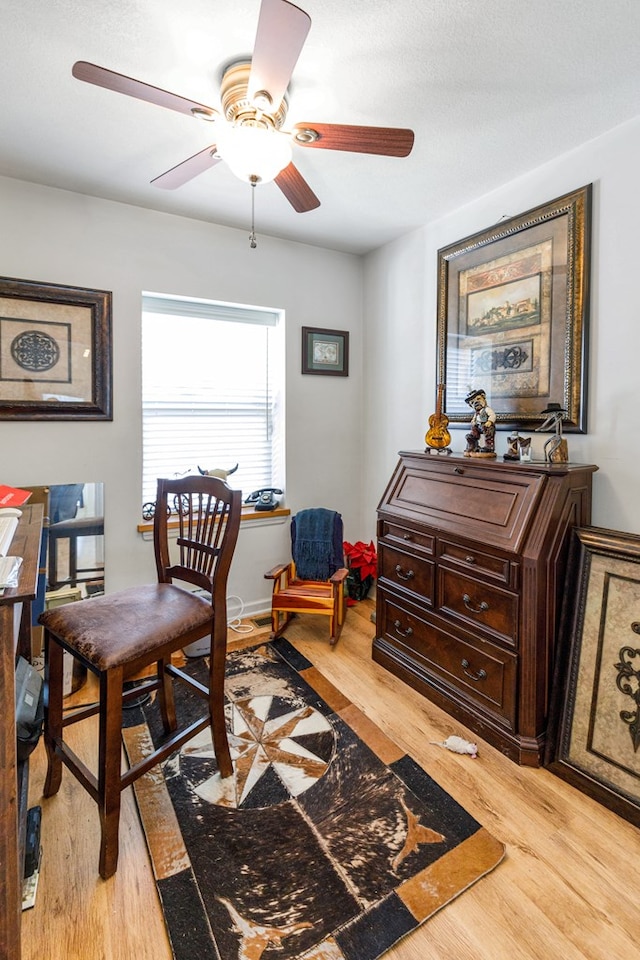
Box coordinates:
[40,475,241,879]
[40,584,211,671]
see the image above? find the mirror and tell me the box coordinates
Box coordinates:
[45,482,105,598]
[24,482,104,691]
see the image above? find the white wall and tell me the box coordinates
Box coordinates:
[0,178,364,613]
[363,114,640,539]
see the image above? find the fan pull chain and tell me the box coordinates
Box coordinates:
[249,175,258,249]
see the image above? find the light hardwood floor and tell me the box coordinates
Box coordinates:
[23,601,638,960]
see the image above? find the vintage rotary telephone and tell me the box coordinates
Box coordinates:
[244,488,283,512]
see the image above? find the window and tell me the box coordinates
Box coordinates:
[141,293,284,507]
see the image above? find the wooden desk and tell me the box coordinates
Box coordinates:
[0,504,43,960]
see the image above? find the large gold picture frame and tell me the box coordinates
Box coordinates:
[0,276,112,420]
[436,185,591,432]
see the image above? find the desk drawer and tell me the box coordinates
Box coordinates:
[379,543,434,604]
[380,520,434,556]
[437,567,518,647]
[378,589,517,726]
[438,538,512,586]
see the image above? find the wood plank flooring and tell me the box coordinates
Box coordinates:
[22,602,638,960]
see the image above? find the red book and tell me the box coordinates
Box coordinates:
[0,485,32,508]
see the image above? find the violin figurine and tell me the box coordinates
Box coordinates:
[425,383,452,453]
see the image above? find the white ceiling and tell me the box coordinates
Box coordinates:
[2,0,640,255]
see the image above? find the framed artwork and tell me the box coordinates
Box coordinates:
[0,276,112,420]
[436,184,591,432]
[545,526,640,828]
[301,326,349,377]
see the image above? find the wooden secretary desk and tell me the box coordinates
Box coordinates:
[373,452,597,766]
[0,505,43,960]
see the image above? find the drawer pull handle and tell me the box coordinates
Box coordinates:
[463,593,489,613]
[454,466,464,475]
[465,555,475,564]
[393,620,413,638]
[461,658,487,682]
[395,565,415,582]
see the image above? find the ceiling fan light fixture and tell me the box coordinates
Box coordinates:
[215,124,292,184]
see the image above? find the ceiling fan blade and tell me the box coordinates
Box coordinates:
[247,0,311,112]
[151,146,222,189]
[275,162,320,213]
[293,123,415,157]
[72,61,219,120]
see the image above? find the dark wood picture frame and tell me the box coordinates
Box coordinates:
[301,326,349,377]
[436,185,591,432]
[545,526,640,828]
[0,276,112,420]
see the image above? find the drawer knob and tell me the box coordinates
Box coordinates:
[462,593,489,614]
[465,555,475,564]
[461,658,487,682]
[454,466,464,475]
[403,533,413,541]
[395,564,415,582]
[393,619,413,638]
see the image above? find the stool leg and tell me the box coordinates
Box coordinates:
[209,637,232,779]
[48,533,59,590]
[97,666,124,879]
[157,657,177,734]
[69,533,78,587]
[43,631,64,798]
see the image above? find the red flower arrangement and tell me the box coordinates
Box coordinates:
[343,540,377,603]
[343,540,377,579]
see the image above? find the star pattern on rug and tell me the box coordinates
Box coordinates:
[181,694,335,808]
[219,896,313,960]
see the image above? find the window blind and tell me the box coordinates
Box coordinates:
[141,293,284,506]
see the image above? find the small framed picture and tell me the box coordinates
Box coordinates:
[545,526,640,828]
[301,326,349,377]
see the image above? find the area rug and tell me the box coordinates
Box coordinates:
[122,638,505,960]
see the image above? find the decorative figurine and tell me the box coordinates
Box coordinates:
[425,383,452,455]
[536,403,568,462]
[463,388,496,458]
[197,463,239,480]
[503,432,522,461]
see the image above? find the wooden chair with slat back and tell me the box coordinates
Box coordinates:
[39,475,242,879]
[264,508,348,646]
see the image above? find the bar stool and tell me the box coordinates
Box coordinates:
[39,475,241,878]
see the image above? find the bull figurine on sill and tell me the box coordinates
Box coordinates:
[197,464,239,480]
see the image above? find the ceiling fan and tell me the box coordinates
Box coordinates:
[71,0,415,224]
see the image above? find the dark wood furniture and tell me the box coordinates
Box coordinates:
[373,452,598,766]
[40,476,241,878]
[0,504,43,960]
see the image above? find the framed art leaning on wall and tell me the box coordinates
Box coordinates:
[0,275,112,420]
[436,184,591,432]
[545,526,640,828]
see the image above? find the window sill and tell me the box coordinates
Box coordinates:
[137,505,290,538]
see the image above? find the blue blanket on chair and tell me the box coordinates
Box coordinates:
[292,508,343,581]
